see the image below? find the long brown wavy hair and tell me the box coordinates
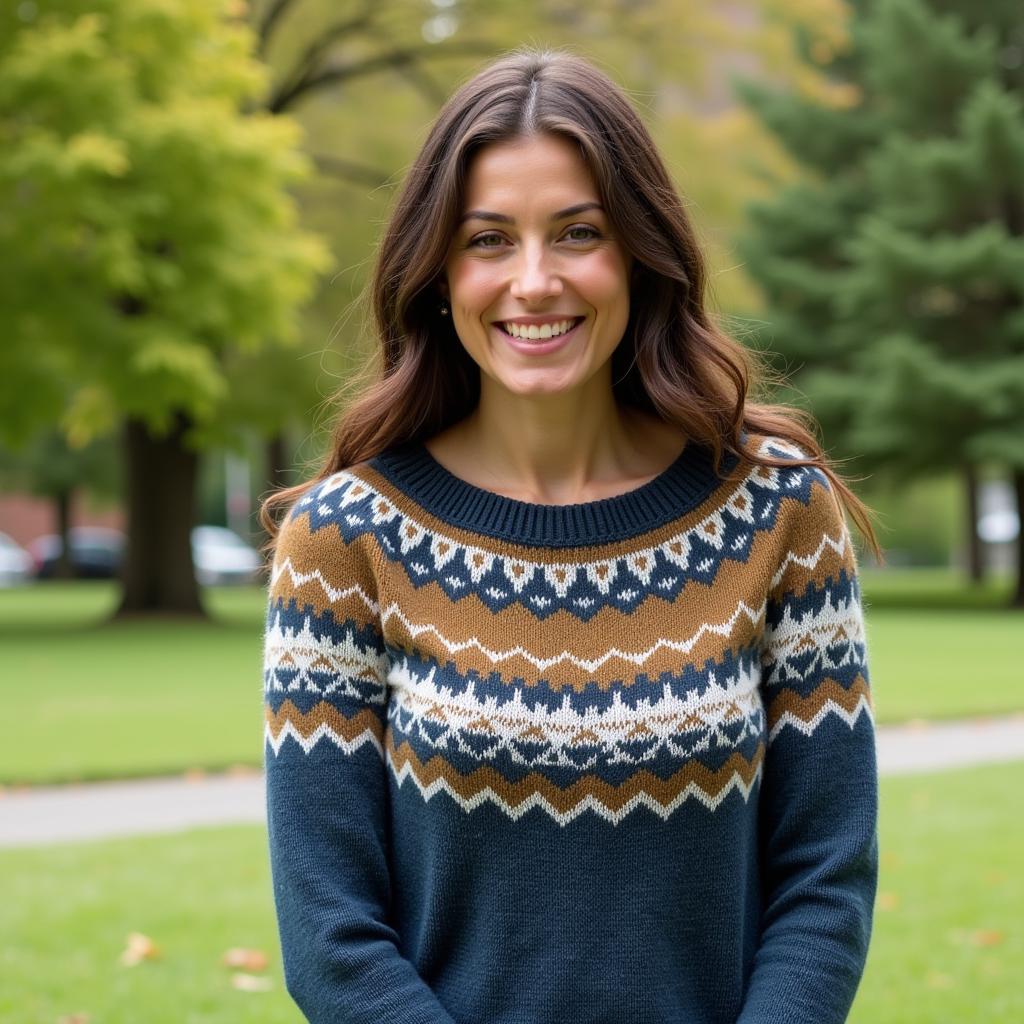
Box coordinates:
[260,47,882,562]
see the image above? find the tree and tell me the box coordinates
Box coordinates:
[0,0,330,615]
[0,430,120,579]
[736,0,1024,604]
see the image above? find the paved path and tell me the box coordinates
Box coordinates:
[2,713,1024,848]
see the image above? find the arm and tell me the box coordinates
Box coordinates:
[263,488,458,1024]
[737,468,879,1024]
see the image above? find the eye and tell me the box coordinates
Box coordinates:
[563,224,601,243]
[468,231,507,249]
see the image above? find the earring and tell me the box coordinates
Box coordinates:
[439,301,449,316]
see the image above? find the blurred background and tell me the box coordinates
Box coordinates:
[0,1,1021,1021]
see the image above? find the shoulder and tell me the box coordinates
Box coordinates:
[741,433,847,542]
[270,467,383,585]
[741,435,858,591]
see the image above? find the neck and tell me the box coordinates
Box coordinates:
[456,374,680,505]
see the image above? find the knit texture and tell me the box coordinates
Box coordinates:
[263,432,879,1024]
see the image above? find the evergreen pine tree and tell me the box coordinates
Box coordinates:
[737,0,1024,605]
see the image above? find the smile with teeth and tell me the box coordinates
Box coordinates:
[499,317,584,340]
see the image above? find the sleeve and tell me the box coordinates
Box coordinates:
[262,492,458,1024]
[737,467,879,1024]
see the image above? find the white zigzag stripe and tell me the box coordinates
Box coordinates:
[266,568,858,685]
[769,528,851,590]
[264,718,385,758]
[270,558,381,613]
[379,600,765,672]
[768,695,874,744]
[384,750,763,825]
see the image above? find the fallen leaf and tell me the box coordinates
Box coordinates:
[982,870,1007,885]
[876,891,900,911]
[222,947,269,971]
[925,971,953,990]
[231,972,273,992]
[907,718,931,731]
[970,929,1004,947]
[184,768,206,783]
[119,932,160,966]
[880,851,902,869]
[57,1015,91,1024]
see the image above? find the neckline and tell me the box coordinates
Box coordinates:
[369,436,740,548]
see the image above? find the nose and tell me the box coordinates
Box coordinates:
[509,241,563,304]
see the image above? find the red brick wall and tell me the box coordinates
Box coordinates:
[0,493,124,548]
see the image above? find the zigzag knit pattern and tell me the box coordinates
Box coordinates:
[263,433,879,1024]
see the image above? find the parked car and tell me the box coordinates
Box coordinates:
[191,525,263,585]
[25,524,263,585]
[28,526,126,579]
[0,531,34,586]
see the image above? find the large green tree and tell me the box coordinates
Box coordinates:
[737,0,1024,604]
[0,0,330,615]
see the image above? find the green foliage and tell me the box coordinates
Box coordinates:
[0,0,331,450]
[736,0,1024,477]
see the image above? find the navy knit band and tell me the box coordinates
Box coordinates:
[370,438,741,548]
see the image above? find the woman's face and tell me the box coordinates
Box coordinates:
[441,132,633,400]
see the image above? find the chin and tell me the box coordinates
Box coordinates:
[496,368,583,397]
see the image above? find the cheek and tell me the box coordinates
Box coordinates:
[576,251,631,308]
[448,260,501,310]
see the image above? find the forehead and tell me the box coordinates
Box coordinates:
[462,133,600,210]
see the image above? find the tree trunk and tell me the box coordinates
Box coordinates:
[116,410,205,617]
[964,463,984,584]
[1013,468,1024,610]
[259,432,290,572]
[53,486,74,580]
[266,432,290,492]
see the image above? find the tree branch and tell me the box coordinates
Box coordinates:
[270,8,377,114]
[268,40,495,113]
[256,0,297,57]
[309,153,392,189]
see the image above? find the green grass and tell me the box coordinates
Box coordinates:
[0,582,267,785]
[1,574,1021,785]
[0,760,1020,1023]
[850,760,1023,1023]
[859,569,1022,723]
[0,825,299,1024]
[859,567,1016,610]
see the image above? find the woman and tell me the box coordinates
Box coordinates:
[261,48,881,1024]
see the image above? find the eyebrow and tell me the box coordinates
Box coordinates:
[457,201,604,226]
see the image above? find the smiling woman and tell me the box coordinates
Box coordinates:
[439,134,632,423]
[259,48,882,1024]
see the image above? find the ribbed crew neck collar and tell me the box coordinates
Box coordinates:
[369,438,740,548]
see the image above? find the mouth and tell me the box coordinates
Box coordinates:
[495,316,585,341]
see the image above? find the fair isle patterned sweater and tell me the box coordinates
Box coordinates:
[263,432,878,1024]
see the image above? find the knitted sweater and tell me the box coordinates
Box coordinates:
[263,432,878,1024]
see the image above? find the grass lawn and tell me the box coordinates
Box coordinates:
[0,573,1021,785]
[0,583,267,785]
[0,759,1020,1023]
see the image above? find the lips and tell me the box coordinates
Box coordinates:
[494,316,585,355]
[497,316,585,340]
